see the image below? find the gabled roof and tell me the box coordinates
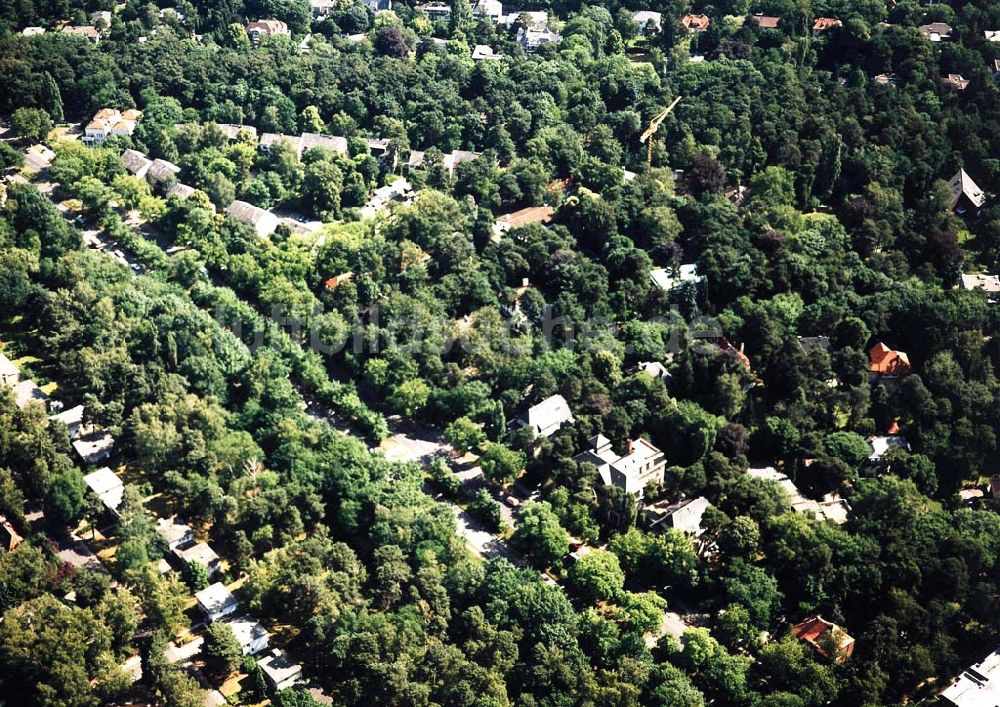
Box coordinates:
[791,615,855,663]
[753,14,780,28]
[147,158,180,183]
[495,205,554,230]
[521,394,574,436]
[167,183,196,200]
[633,11,662,29]
[121,149,151,175]
[50,404,85,439]
[226,615,270,654]
[868,342,911,376]
[13,379,48,409]
[0,352,19,380]
[175,541,220,567]
[812,17,841,31]
[948,169,986,210]
[83,467,123,512]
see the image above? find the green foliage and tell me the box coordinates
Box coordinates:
[202,622,242,679]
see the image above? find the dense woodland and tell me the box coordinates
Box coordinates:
[4,0,1000,704]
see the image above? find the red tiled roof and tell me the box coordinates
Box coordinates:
[812,17,842,31]
[682,13,710,31]
[791,615,855,663]
[868,342,911,376]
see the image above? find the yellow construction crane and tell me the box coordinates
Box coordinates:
[639,96,682,165]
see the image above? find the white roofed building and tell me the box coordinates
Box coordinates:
[0,353,19,387]
[195,582,238,622]
[83,467,124,514]
[940,647,1000,706]
[225,201,280,237]
[575,434,667,499]
[514,394,574,438]
[226,616,270,655]
[259,649,304,691]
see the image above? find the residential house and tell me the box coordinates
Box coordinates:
[473,0,503,22]
[365,0,392,10]
[682,14,710,31]
[90,10,112,26]
[941,73,971,91]
[919,22,952,41]
[166,183,196,200]
[24,144,55,172]
[961,273,1000,292]
[72,429,115,464]
[517,25,562,50]
[259,649,304,691]
[155,516,195,550]
[797,336,831,355]
[311,0,335,17]
[147,158,180,185]
[717,338,752,372]
[986,30,1000,41]
[503,10,548,28]
[213,123,258,141]
[0,516,23,552]
[259,132,348,159]
[636,361,670,379]
[492,205,554,241]
[811,17,841,34]
[633,11,662,32]
[177,542,222,576]
[62,25,101,41]
[472,44,503,60]
[13,379,49,410]
[174,541,222,579]
[195,582,238,622]
[644,496,711,535]
[246,19,289,44]
[226,616,270,655]
[361,177,413,219]
[649,263,702,292]
[83,467,124,515]
[324,272,355,290]
[50,404,86,440]
[791,615,855,663]
[416,2,452,20]
[868,341,911,378]
[747,467,851,523]
[868,434,909,461]
[225,200,280,237]
[0,352,18,386]
[121,149,152,178]
[753,14,781,29]
[948,169,986,213]
[83,108,142,147]
[874,73,899,85]
[574,434,667,500]
[21,27,45,36]
[941,647,1000,706]
[514,394,574,438]
[442,149,482,174]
